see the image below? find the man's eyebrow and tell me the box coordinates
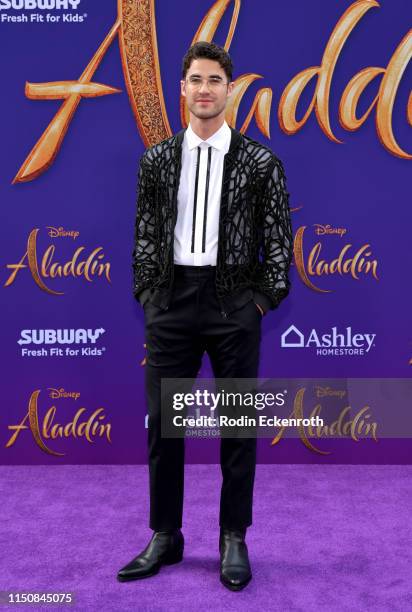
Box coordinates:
[187,73,224,79]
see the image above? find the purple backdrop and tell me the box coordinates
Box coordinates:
[1,0,411,464]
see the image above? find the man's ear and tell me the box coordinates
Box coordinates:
[227,81,235,98]
[180,80,186,97]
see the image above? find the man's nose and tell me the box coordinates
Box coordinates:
[198,80,209,93]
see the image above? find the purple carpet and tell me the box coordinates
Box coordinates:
[1,464,411,611]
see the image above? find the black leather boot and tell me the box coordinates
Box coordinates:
[219,528,252,591]
[117,529,184,582]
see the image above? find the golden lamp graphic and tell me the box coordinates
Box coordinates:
[12,0,412,183]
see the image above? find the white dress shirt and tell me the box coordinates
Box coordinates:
[174,121,232,266]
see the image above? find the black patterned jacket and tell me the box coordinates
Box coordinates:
[132,127,293,317]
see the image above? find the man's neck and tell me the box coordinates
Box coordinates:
[189,115,226,141]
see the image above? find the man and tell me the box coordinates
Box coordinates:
[117,41,293,591]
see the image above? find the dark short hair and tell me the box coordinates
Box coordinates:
[182,41,233,82]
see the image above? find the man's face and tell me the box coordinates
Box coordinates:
[181,58,234,121]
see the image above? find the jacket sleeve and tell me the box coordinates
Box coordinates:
[256,157,293,310]
[132,153,159,303]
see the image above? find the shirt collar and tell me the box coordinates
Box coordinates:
[185,121,231,151]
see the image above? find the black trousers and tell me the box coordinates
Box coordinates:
[144,264,262,531]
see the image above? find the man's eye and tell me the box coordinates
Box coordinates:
[190,77,202,83]
[210,78,222,84]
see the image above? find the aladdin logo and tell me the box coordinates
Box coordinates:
[294,225,379,293]
[4,228,111,295]
[11,0,412,185]
[5,388,112,456]
[281,325,376,356]
[271,387,378,455]
[0,0,80,9]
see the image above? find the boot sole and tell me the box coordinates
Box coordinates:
[117,551,183,582]
[220,574,252,591]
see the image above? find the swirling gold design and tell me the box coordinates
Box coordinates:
[118,0,171,146]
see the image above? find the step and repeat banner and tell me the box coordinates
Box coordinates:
[1,0,411,464]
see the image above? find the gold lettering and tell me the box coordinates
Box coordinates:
[48,388,81,401]
[192,0,240,49]
[279,0,412,158]
[271,387,331,455]
[5,229,63,295]
[294,226,379,290]
[339,67,384,130]
[293,226,331,292]
[270,387,379,454]
[6,390,112,455]
[6,390,64,456]
[13,19,121,183]
[13,0,412,185]
[340,26,412,159]
[5,228,111,293]
[119,0,172,146]
[279,0,378,141]
[375,30,412,158]
[46,227,80,240]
